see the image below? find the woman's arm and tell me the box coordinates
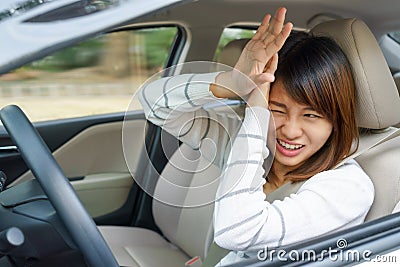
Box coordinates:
[138,72,243,166]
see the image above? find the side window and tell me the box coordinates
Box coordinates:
[214,27,256,62]
[389,32,400,44]
[0,26,179,122]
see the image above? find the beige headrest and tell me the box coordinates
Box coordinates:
[217,39,249,68]
[311,18,400,129]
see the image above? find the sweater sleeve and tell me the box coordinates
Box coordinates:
[138,72,243,167]
[213,107,375,251]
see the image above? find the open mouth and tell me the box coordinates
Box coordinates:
[277,139,304,150]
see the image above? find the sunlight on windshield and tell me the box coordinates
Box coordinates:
[0,26,177,122]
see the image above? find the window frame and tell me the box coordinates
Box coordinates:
[0,23,188,122]
[388,32,400,44]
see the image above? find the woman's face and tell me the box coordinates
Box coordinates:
[269,80,333,172]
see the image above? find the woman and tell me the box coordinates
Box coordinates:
[139,7,374,265]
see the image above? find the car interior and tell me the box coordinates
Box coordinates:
[1,0,400,266]
[100,16,400,267]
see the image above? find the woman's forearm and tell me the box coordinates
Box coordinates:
[138,72,243,167]
[210,71,241,99]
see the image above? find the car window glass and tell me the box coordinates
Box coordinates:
[0,26,179,122]
[214,27,256,61]
[389,32,400,44]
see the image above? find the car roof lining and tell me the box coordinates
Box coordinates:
[139,0,400,39]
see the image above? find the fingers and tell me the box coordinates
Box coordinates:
[277,22,293,47]
[253,14,271,40]
[261,7,287,40]
[243,6,291,94]
[270,21,293,50]
[254,7,291,47]
[264,53,279,74]
[261,21,291,61]
[254,72,275,84]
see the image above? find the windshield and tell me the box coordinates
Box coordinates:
[0,0,54,22]
[0,0,187,73]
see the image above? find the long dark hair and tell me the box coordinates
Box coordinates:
[273,31,358,181]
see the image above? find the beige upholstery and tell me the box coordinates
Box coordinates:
[393,72,400,128]
[152,144,221,259]
[99,226,190,267]
[99,144,222,266]
[356,136,400,220]
[394,72,400,95]
[100,19,400,266]
[311,19,400,130]
[392,198,400,214]
[217,39,249,67]
[311,19,400,220]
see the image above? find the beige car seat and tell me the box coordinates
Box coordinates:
[99,143,222,266]
[99,18,400,266]
[311,19,400,221]
[394,72,400,94]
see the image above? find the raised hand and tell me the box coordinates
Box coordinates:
[211,7,292,101]
[236,7,292,88]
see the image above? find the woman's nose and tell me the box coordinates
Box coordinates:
[280,118,303,140]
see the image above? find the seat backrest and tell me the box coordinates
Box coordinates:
[394,72,400,92]
[357,136,400,219]
[394,72,400,128]
[217,38,249,67]
[311,18,400,221]
[152,143,221,259]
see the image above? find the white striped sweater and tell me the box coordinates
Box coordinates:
[138,72,374,261]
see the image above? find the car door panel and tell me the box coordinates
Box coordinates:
[71,173,134,218]
[1,113,129,181]
[2,112,146,221]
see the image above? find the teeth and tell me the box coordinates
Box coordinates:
[278,140,303,150]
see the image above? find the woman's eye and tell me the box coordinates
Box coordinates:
[271,109,285,114]
[304,113,321,118]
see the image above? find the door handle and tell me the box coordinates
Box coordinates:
[0,145,19,153]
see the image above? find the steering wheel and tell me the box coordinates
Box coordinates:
[0,105,119,267]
